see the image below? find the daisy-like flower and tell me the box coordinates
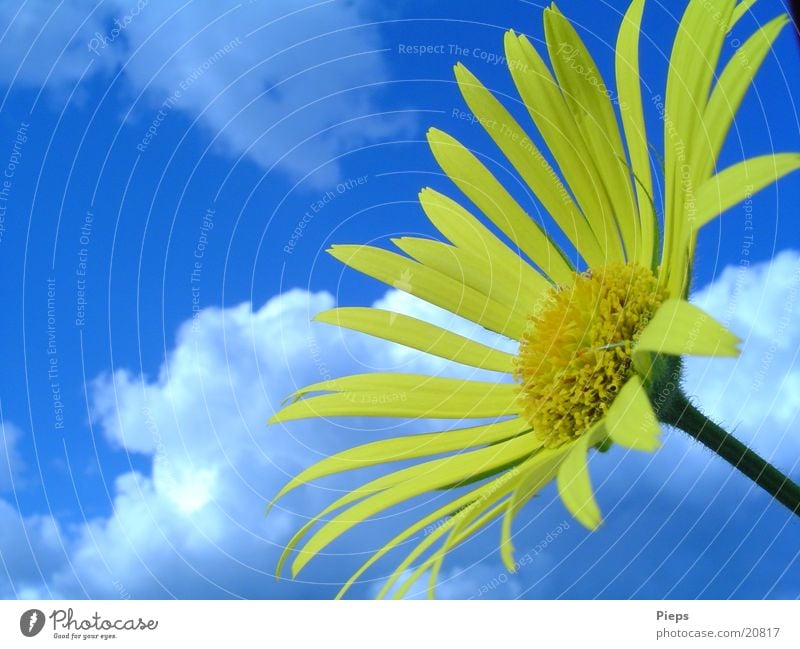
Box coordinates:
[269,0,800,598]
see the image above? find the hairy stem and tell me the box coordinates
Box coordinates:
[662,392,800,516]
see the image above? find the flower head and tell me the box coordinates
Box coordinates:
[269,0,800,598]
[516,262,668,448]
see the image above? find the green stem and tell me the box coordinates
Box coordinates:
[661,392,800,516]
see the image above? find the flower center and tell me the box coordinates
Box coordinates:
[514,262,668,448]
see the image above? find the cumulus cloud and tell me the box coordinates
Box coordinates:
[54,289,347,597]
[0,499,66,599]
[686,249,800,463]
[0,0,410,185]
[1,284,510,598]
[2,252,800,598]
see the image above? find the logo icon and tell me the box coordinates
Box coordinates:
[20,609,45,637]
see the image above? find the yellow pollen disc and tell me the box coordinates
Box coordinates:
[514,263,668,448]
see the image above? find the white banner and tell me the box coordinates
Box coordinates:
[0,600,797,647]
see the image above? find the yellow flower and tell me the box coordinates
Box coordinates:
[269,0,800,598]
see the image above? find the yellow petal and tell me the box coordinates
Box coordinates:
[390,482,515,599]
[425,505,476,597]
[504,31,624,262]
[556,423,606,530]
[453,62,604,267]
[498,499,517,574]
[328,244,527,339]
[277,427,527,579]
[426,128,574,285]
[335,481,492,599]
[606,376,662,452]
[389,496,511,600]
[270,378,521,424]
[616,0,658,269]
[662,0,737,296]
[544,5,640,262]
[391,237,538,319]
[499,447,567,570]
[270,418,529,506]
[418,188,551,295]
[700,15,790,181]
[291,432,539,577]
[407,445,570,597]
[406,443,560,598]
[635,298,741,362]
[315,307,514,373]
[730,0,758,28]
[694,154,800,230]
[284,372,510,402]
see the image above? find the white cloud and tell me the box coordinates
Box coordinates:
[57,289,343,597]
[3,252,800,598]
[686,249,800,464]
[0,0,121,87]
[3,284,508,598]
[0,499,66,598]
[0,0,410,185]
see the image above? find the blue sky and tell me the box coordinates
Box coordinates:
[0,0,799,599]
